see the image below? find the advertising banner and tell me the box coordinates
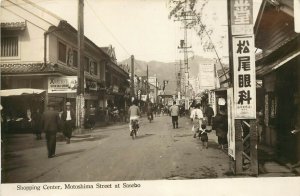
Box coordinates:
[233,35,256,119]
[48,76,77,93]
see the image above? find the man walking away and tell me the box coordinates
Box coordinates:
[169,101,179,129]
[62,102,75,144]
[41,103,59,158]
[88,104,96,130]
[204,104,214,126]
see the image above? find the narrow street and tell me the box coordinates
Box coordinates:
[2,115,229,183]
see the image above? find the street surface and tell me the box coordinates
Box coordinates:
[2,115,229,183]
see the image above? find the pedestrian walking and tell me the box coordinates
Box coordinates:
[192,114,201,138]
[203,104,214,126]
[212,108,228,149]
[169,101,179,129]
[33,108,42,140]
[190,103,204,127]
[62,102,75,144]
[41,103,59,158]
[88,104,96,129]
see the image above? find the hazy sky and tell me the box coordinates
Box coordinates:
[36,0,262,63]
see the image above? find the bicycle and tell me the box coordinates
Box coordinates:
[130,119,139,139]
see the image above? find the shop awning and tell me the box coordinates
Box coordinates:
[0,88,45,97]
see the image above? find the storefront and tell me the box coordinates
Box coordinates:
[0,89,45,133]
[254,0,300,164]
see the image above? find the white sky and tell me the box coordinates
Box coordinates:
[36,0,262,63]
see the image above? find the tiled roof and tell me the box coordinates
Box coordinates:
[0,62,101,82]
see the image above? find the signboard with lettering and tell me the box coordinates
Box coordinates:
[48,76,77,93]
[233,35,256,119]
[87,81,97,91]
[199,63,215,90]
[148,77,157,86]
[231,0,253,35]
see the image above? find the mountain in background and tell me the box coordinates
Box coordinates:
[119,55,228,94]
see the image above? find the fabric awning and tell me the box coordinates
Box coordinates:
[0,88,45,97]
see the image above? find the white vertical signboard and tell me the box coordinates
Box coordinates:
[233,35,256,119]
[199,63,215,90]
[227,88,235,159]
[231,0,253,35]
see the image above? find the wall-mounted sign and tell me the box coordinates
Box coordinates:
[48,76,77,93]
[87,81,97,91]
[112,85,119,93]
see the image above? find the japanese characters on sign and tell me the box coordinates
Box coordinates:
[233,35,256,119]
[231,0,253,35]
[48,76,78,93]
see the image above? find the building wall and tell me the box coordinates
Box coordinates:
[1,22,45,63]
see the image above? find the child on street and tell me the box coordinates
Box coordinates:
[199,124,209,149]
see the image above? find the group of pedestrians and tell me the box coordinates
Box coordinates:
[166,100,228,150]
[41,102,75,158]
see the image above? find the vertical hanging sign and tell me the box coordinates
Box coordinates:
[231,0,256,119]
[231,0,253,35]
[233,35,256,119]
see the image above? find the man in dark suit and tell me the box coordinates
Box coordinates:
[42,103,59,158]
[62,102,75,144]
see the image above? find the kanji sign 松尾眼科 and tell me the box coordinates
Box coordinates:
[233,35,256,119]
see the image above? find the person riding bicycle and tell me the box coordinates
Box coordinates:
[128,99,141,135]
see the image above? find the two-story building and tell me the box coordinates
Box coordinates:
[0,1,129,127]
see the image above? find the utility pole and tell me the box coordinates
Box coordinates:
[146,64,149,102]
[130,55,135,100]
[175,1,193,98]
[76,0,85,129]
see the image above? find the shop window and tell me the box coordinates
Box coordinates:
[1,36,19,57]
[73,50,78,67]
[84,56,89,72]
[90,61,98,75]
[66,48,73,66]
[58,42,67,63]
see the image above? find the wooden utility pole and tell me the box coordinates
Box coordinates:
[76,0,85,129]
[146,64,149,101]
[130,55,135,99]
[227,0,258,176]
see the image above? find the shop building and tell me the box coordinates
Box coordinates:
[254,0,300,164]
[0,1,129,127]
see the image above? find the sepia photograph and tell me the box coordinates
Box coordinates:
[1,0,300,195]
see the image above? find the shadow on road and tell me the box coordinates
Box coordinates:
[55,149,85,157]
[135,133,155,140]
